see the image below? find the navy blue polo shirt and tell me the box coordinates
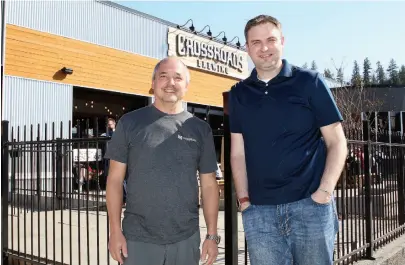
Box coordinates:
[228,59,343,205]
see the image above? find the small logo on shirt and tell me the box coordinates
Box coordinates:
[178,134,197,142]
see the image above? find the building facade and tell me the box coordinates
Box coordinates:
[2,0,250,141]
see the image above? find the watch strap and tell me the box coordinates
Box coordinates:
[206,234,221,244]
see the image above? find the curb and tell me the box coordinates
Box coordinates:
[355,234,405,265]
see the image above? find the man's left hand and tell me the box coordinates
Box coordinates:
[311,189,332,205]
[200,239,218,265]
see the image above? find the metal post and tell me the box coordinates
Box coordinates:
[56,138,63,206]
[363,120,375,260]
[400,111,403,135]
[397,146,405,225]
[1,120,10,263]
[223,92,238,265]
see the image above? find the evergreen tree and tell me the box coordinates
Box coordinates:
[336,67,344,84]
[311,60,318,71]
[376,61,385,85]
[302,62,308,69]
[363,57,372,86]
[351,60,362,87]
[398,65,405,85]
[324,68,334,79]
[387,58,399,85]
[371,73,378,85]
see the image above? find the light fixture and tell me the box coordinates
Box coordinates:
[197,25,212,38]
[61,67,73,75]
[229,36,241,49]
[122,107,125,110]
[91,101,93,104]
[176,19,195,33]
[85,103,88,106]
[105,106,107,109]
[213,31,227,44]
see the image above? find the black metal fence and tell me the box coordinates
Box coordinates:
[2,120,114,265]
[1,118,405,265]
[222,117,405,265]
[1,119,225,265]
[332,123,405,264]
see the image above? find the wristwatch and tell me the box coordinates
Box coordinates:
[206,234,221,244]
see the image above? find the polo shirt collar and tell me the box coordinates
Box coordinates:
[247,59,293,84]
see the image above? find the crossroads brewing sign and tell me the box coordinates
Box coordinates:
[167,27,249,79]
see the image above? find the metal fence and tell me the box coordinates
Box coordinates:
[1,119,405,265]
[222,118,405,265]
[1,119,225,265]
[2,120,114,265]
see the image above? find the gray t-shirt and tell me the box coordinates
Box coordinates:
[104,105,218,244]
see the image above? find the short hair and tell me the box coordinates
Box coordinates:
[107,118,115,123]
[152,56,191,85]
[244,15,282,42]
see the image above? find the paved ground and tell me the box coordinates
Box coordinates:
[6,203,397,265]
[7,206,249,265]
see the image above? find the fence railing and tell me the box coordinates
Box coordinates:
[332,123,405,264]
[222,118,405,265]
[2,120,115,265]
[1,119,405,265]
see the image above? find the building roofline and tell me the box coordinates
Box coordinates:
[98,0,246,51]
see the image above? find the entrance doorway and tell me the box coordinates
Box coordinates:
[73,86,148,138]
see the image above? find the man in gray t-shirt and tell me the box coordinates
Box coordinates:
[105,57,220,265]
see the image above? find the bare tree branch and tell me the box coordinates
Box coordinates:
[329,58,384,131]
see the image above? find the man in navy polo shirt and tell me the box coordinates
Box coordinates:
[229,15,348,265]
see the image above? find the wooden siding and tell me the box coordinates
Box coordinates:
[4,24,239,107]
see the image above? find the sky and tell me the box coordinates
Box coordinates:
[113,0,405,81]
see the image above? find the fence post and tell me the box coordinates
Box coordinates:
[1,120,9,263]
[223,92,238,265]
[363,120,375,260]
[56,138,63,206]
[397,145,405,225]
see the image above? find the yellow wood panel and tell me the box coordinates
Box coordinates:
[5,24,239,106]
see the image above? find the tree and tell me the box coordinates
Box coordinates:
[330,58,384,131]
[324,68,334,79]
[311,60,318,71]
[336,67,344,84]
[387,58,399,85]
[399,65,405,85]
[302,62,308,69]
[371,73,378,85]
[351,60,362,87]
[363,57,372,87]
[376,61,385,85]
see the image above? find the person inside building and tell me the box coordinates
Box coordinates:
[105,56,220,265]
[229,15,348,265]
[102,118,116,137]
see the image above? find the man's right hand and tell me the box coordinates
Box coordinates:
[109,230,128,264]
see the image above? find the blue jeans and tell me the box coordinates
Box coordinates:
[242,196,339,265]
